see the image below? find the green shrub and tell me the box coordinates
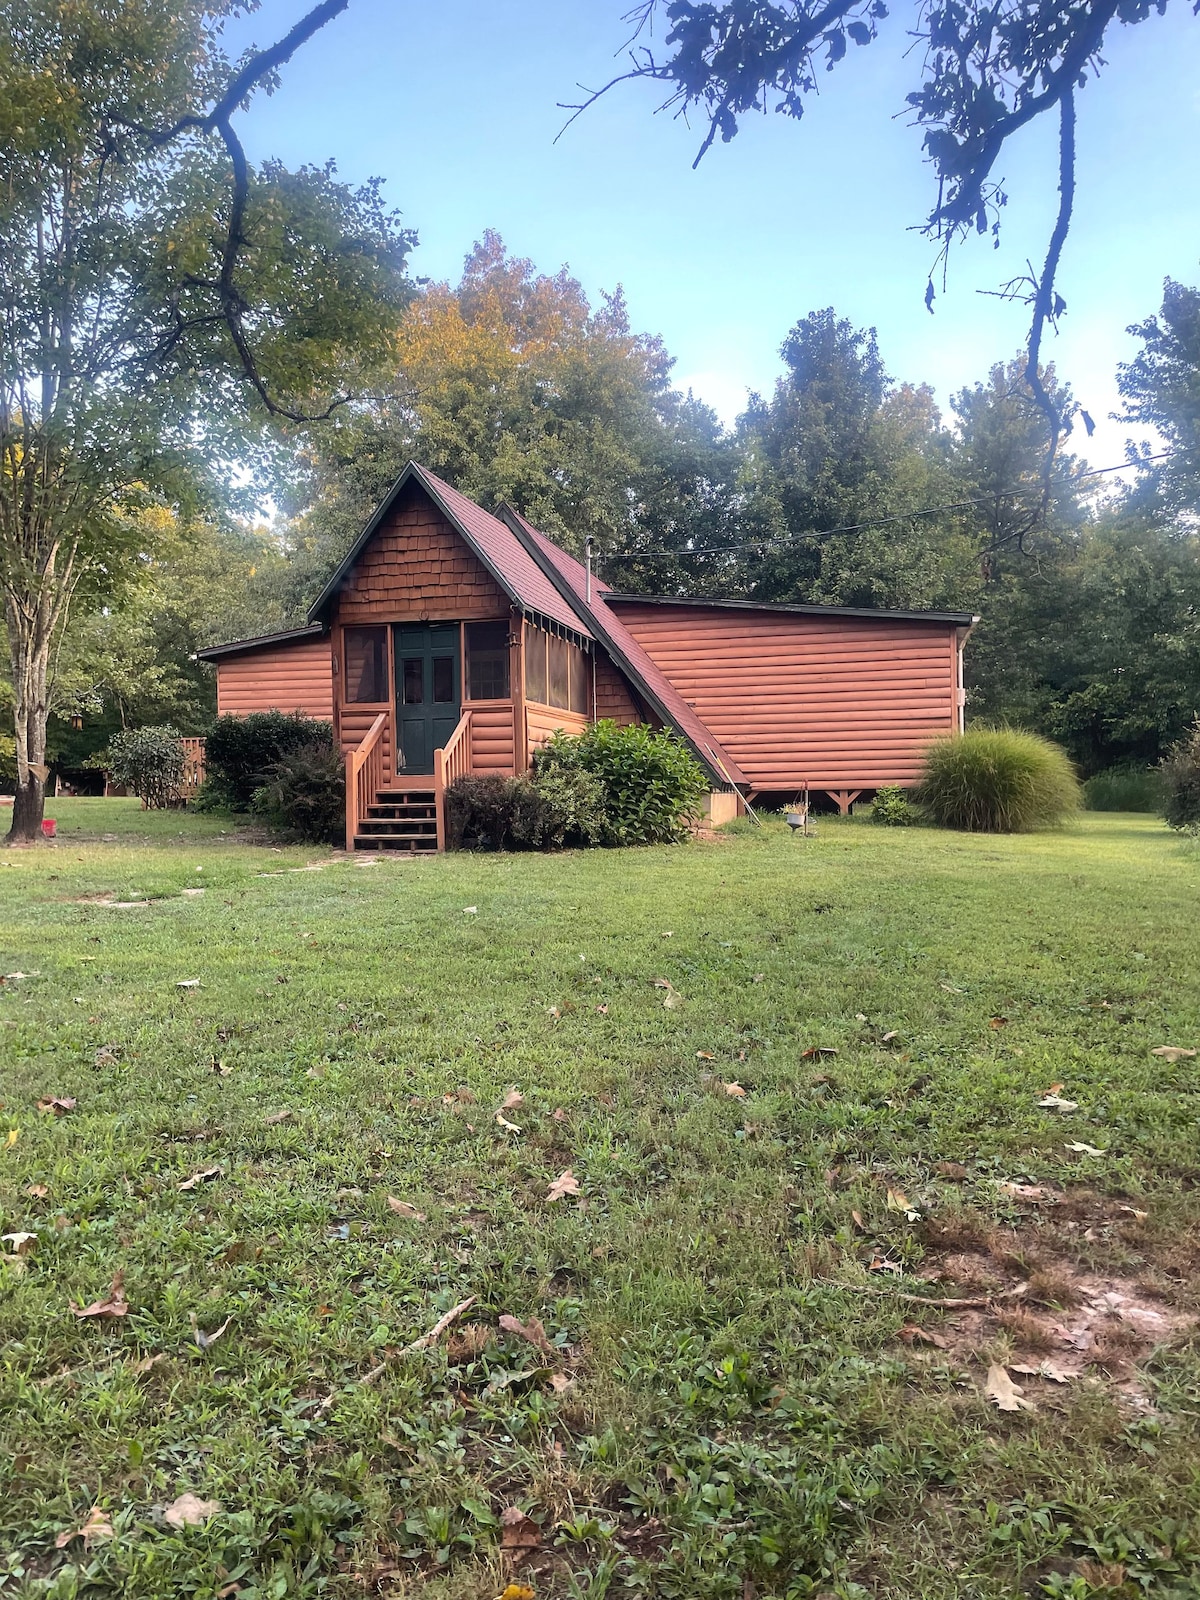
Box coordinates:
[919,727,1081,832]
[516,766,608,849]
[445,775,518,851]
[1082,766,1164,813]
[0,734,16,790]
[870,784,917,826]
[106,725,186,808]
[1160,719,1200,830]
[536,721,708,846]
[252,734,345,844]
[204,711,328,809]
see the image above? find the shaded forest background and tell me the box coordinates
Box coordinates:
[31,232,1200,787]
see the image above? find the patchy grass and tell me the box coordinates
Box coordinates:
[1,800,1199,1600]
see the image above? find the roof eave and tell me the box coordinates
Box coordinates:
[602,592,979,627]
[195,622,327,662]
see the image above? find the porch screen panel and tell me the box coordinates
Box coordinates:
[345,626,388,703]
[548,636,570,709]
[524,623,547,704]
[568,645,588,714]
[466,622,510,700]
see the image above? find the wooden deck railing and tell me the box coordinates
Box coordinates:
[433,709,472,852]
[344,712,388,851]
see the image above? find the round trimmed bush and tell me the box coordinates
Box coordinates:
[107,725,186,809]
[919,728,1080,833]
[1159,719,1200,831]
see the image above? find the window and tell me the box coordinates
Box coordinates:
[345,626,387,703]
[466,621,510,700]
[548,636,571,709]
[403,657,424,705]
[524,623,547,704]
[432,655,455,703]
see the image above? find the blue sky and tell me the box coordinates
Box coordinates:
[228,0,1200,470]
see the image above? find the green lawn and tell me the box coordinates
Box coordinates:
[2,801,1198,1600]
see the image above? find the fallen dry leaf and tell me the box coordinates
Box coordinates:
[130,1353,166,1376]
[934,1161,967,1181]
[886,1187,913,1212]
[500,1088,524,1110]
[939,982,965,993]
[1038,1094,1078,1113]
[999,1182,1052,1201]
[547,1372,575,1393]
[175,979,201,990]
[70,1270,129,1320]
[499,1587,537,1600]
[595,1003,608,1015]
[723,1081,746,1098]
[178,1165,222,1192]
[1064,1141,1107,1157]
[880,1030,900,1043]
[499,1313,555,1357]
[1119,1204,1149,1222]
[801,1046,838,1059]
[696,1050,715,1061]
[1150,1045,1196,1062]
[499,1506,541,1553]
[2,1231,37,1255]
[495,1112,522,1134]
[163,1493,221,1529]
[899,1323,949,1349]
[55,1506,113,1549]
[463,906,478,915]
[25,1183,49,1198]
[264,1110,292,1126]
[37,1097,77,1116]
[192,1316,232,1351]
[989,1016,1008,1029]
[387,1197,426,1221]
[1011,1359,1075,1384]
[546,1168,580,1203]
[5,1129,19,1150]
[551,1107,567,1124]
[985,1363,1035,1413]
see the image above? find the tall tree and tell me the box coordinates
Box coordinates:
[0,0,412,840]
[1119,278,1200,513]
[293,231,731,580]
[588,0,1178,448]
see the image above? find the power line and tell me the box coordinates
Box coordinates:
[600,448,1177,565]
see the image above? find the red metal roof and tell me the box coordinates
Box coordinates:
[500,508,747,788]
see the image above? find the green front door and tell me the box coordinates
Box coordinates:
[394,625,461,775]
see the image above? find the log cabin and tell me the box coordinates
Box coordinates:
[197,462,977,851]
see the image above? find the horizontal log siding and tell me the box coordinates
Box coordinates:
[468,701,517,774]
[526,703,590,763]
[215,639,334,720]
[614,604,958,789]
[593,654,641,725]
[332,492,508,624]
[340,703,396,775]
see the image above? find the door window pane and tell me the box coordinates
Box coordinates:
[403,657,424,705]
[524,624,547,703]
[548,636,570,709]
[345,626,387,703]
[432,656,455,703]
[466,622,510,700]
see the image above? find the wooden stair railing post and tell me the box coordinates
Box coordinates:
[433,708,472,853]
[345,714,388,851]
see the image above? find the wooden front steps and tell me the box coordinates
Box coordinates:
[353,786,438,853]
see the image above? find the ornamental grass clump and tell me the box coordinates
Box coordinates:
[919,728,1080,833]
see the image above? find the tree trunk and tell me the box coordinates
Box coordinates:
[4,603,51,845]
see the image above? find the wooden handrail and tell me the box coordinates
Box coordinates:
[344,713,388,851]
[433,708,472,852]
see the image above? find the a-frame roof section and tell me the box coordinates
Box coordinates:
[307,461,593,644]
[498,506,747,790]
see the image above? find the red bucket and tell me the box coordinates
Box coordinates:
[41,818,56,839]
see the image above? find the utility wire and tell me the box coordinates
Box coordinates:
[599,448,1176,564]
